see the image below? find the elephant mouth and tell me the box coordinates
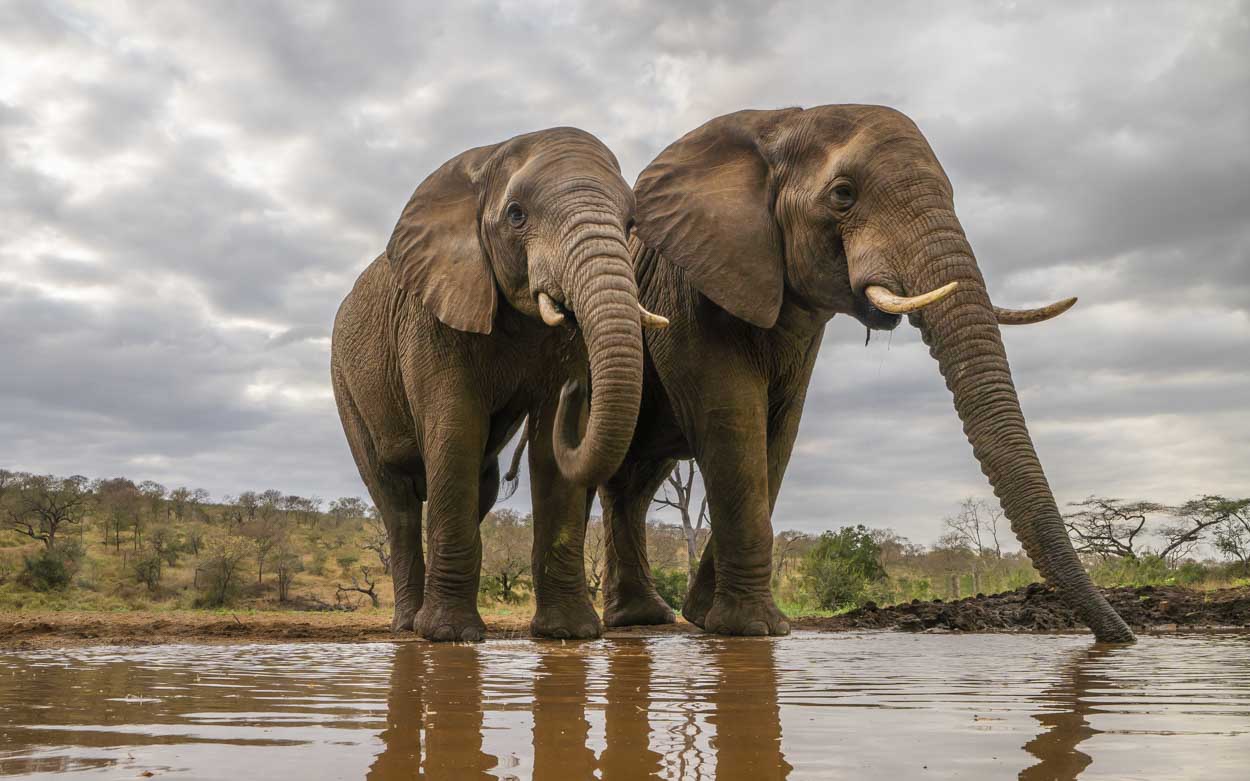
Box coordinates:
[852,284,903,331]
[536,291,576,327]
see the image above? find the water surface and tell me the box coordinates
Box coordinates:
[1,632,1247,779]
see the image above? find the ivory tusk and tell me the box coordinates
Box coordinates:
[864,281,959,314]
[537,292,567,327]
[994,297,1077,325]
[638,304,669,330]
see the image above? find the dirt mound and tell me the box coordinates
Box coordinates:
[795,583,1250,634]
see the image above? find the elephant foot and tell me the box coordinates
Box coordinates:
[604,590,676,628]
[703,591,791,637]
[390,604,417,633]
[531,598,603,640]
[681,577,716,629]
[415,598,486,642]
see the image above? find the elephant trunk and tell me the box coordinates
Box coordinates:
[552,214,644,486]
[904,222,1135,643]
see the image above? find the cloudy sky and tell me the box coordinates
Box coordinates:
[2,1,1247,545]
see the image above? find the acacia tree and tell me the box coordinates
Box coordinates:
[9,474,90,549]
[942,497,1005,593]
[93,478,142,551]
[652,460,709,581]
[1182,496,1250,574]
[1063,497,1166,560]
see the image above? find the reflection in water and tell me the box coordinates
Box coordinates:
[1,632,1248,779]
[706,639,792,780]
[1020,644,1111,781]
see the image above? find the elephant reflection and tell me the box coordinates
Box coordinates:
[369,638,791,779]
[368,644,494,780]
[1020,644,1114,781]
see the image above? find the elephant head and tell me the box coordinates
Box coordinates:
[387,127,665,485]
[633,106,1133,643]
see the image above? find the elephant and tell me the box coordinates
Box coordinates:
[598,105,1135,643]
[331,126,667,642]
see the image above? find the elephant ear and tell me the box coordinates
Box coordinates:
[386,144,500,334]
[634,110,792,329]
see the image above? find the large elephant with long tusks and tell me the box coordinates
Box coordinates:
[331,127,667,642]
[599,105,1134,643]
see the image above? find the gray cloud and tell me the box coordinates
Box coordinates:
[2,0,1247,545]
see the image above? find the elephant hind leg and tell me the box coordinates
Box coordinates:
[332,374,425,632]
[601,457,678,628]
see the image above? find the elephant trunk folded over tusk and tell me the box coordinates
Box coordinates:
[994,297,1077,325]
[638,304,669,329]
[864,281,959,314]
[537,292,567,327]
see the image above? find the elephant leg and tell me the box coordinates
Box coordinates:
[693,386,790,637]
[527,408,603,639]
[415,409,488,643]
[682,541,716,629]
[332,374,424,631]
[601,457,678,627]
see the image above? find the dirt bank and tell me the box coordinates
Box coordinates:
[0,609,698,649]
[794,583,1250,634]
[3,585,1247,649]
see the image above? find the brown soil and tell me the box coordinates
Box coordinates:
[794,583,1250,635]
[0,608,699,650]
[4,585,1247,649]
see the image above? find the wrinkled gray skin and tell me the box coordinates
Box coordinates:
[331,127,643,642]
[601,106,1135,643]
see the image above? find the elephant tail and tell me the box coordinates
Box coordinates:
[498,417,529,502]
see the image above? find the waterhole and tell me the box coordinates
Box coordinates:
[1,632,1247,779]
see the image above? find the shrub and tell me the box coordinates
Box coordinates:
[19,543,83,592]
[132,553,163,591]
[652,567,688,610]
[801,525,887,611]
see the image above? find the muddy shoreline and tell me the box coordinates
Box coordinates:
[2,584,1247,649]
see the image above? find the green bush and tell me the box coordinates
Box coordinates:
[652,567,688,610]
[19,543,83,592]
[132,553,163,591]
[801,525,887,611]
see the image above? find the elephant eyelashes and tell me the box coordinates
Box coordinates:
[506,201,527,229]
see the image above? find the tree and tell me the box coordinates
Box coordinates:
[1157,496,1241,566]
[1063,497,1166,560]
[197,531,249,606]
[9,474,90,549]
[584,516,606,599]
[328,496,370,528]
[361,507,390,574]
[1180,496,1250,574]
[942,497,1006,593]
[337,565,380,608]
[480,509,532,602]
[652,460,709,581]
[273,541,304,602]
[242,496,287,584]
[93,477,142,551]
[773,530,814,587]
[801,525,887,610]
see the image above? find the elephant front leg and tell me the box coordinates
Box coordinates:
[527,410,603,640]
[415,425,488,643]
[601,458,678,627]
[693,393,790,637]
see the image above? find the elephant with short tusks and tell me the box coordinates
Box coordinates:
[331,127,668,642]
[599,105,1135,643]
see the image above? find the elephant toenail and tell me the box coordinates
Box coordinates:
[461,627,483,642]
[744,621,769,636]
[775,621,791,636]
[551,628,571,640]
[431,626,455,642]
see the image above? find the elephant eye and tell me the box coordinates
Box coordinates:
[832,182,856,210]
[506,201,527,229]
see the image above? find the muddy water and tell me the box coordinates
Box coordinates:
[1,632,1247,780]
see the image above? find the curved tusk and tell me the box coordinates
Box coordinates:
[994,297,1077,325]
[537,292,567,327]
[864,281,959,314]
[638,304,669,330]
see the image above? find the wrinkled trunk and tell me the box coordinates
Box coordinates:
[551,218,645,486]
[907,224,1135,643]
